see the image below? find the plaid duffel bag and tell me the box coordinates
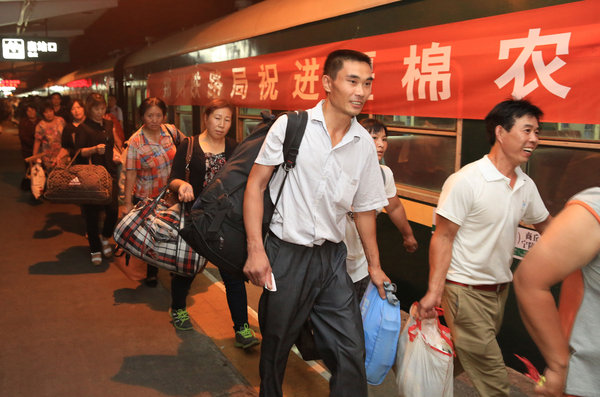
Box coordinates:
[113,188,206,277]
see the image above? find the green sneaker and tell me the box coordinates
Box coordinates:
[170,308,193,331]
[235,323,260,349]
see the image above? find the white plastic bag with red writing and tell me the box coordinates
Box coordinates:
[396,303,454,397]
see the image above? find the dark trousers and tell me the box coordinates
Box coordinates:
[82,181,118,253]
[171,268,248,331]
[258,234,367,397]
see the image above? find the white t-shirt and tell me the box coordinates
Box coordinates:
[345,165,396,282]
[255,100,388,246]
[437,155,548,284]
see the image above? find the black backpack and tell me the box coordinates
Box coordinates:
[179,110,308,278]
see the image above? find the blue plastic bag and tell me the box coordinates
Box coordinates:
[360,281,402,385]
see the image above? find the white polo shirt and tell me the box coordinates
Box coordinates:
[255,100,388,247]
[437,155,549,284]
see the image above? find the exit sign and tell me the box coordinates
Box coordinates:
[1,36,69,62]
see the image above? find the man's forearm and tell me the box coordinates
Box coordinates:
[427,232,453,298]
[354,210,381,268]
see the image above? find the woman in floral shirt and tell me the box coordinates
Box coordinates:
[32,102,65,170]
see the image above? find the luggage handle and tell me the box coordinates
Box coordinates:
[65,149,94,168]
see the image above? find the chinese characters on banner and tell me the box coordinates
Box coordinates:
[147,0,600,124]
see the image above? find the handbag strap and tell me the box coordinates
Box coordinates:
[185,135,194,183]
[66,149,92,167]
[66,149,81,167]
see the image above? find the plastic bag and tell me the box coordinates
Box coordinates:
[360,281,401,385]
[396,303,454,397]
[28,162,45,199]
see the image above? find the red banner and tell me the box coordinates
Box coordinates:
[148,0,600,124]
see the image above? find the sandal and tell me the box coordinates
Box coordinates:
[91,252,102,266]
[100,237,113,258]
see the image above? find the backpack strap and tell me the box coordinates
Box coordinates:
[272,110,308,208]
[282,110,308,170]
[380,166,386,185]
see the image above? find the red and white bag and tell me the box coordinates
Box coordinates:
[396,303,454,397]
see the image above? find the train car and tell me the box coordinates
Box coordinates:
[33,0,600,372]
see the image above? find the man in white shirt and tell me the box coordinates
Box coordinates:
[243,49,390,397]
[418,99,552,396]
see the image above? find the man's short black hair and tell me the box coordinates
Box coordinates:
[323,49,372,80]
[484,99,543,145]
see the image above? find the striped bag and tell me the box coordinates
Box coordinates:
[113,187,206,277]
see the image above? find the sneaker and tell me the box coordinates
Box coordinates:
[235,323,260,349]
[91,252,102,266]
[100,237,113,258]
[171,308,193,331]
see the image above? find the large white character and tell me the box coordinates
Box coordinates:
[208,72,223,98]
[191,71,202,99]
[401,42,451,101]
[230,67,248,99]
[292,58,320,100]
[162,77,171,100]
[494,28,571,99]
[258,64,279,101]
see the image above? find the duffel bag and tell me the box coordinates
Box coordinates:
[44,150,112,205]
[113,187,206,277]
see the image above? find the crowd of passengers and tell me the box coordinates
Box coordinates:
[11,49,599,397]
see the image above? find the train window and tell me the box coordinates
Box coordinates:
[540,123,600,141]
[383,134,456,194]
[238,107,275,140]
[242,119,261,138]
[239,108,263,116]
[174,105,193,136]
[527,146,600,215]
[375,115,457,132]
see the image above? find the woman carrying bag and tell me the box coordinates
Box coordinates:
[124,97,185,287]
[57,99,86,164]
[75,93,121,266]
[32,102,66,171]
[167,99,259,349]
